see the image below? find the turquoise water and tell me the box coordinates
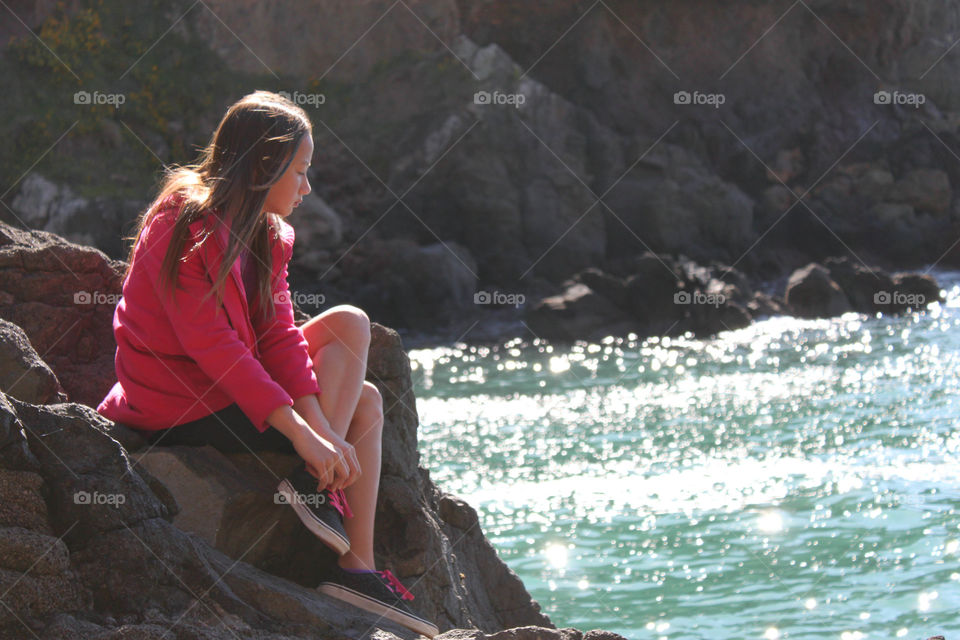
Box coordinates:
[410,270,960,640]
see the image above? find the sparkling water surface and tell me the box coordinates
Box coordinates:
[410,270,960,640]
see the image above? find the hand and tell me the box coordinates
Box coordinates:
[325,433,361,492]
[288,426,348,491]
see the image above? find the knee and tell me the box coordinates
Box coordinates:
[328,305,371,345]
[357,381,384,433]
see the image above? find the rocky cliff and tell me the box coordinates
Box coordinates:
[4,1,960,340]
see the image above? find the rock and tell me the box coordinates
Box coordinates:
[8,173,146,258]
[526,253,759,342]
[747,291,787,318]
[823,256,896,314]
[192,0,460,80]
[890,272,943,310]
[373,37,615,284]
[0,220,124,408]
[290,192,344,271]
[603,143,755,264]
[0,319,67,404]
[75,322,551,634]
[350,238,480,331]
[525,282,636,342]
[784,263,852,318]
[885,168,952,214]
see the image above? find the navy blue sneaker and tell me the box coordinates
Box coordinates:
[318,565,438,638]
[276,462,352,555]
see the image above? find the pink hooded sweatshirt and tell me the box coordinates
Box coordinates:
[97,193,320,433]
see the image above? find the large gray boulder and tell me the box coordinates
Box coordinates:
[0,220,124,408]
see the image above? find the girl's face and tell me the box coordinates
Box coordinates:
[263,134,313,217]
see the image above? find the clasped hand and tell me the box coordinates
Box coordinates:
[292,423,361,493]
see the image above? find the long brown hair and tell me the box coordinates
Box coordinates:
[122,90,312,323]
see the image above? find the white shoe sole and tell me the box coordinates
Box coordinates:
[318,583,439,638]
[277,479,350,555]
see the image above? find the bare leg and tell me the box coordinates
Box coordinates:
[300,305,371,436]
[299,305,380,569]
[337,382,383,570]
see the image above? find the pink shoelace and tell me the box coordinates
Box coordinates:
[377,569,414,601]
[326,487,354,519]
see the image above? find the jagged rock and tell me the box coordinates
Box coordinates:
[0,318,67,404]
[350,238,480,331]
[8,173,145,258]
[528,253,758,342]
[891,271,943,309]
[525,282,636,342]
[603,143,755,263]
[786,258,943,318]
[747,291,787,318]
[785,263,853,318]
[823,256,896,314]
[290,192,344,271]
[0,220,124,407]
[886,168,952,214]
[369,36,615,284]
[192,0,460,81]
[0,318,551,637]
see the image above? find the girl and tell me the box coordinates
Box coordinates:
[97,90,438,638]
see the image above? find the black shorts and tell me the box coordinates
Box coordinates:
[136,403,296,455]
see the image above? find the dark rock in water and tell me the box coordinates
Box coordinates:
[891,272,943,310]
[823,256,896,314]
[747,291,787,319]
[785,263,853,318]
[0,221,123,408]
[787,257,943,318]
[526,282,637,343]
[526,253,759,342]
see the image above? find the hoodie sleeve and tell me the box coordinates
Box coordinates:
[251,220,321,402]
